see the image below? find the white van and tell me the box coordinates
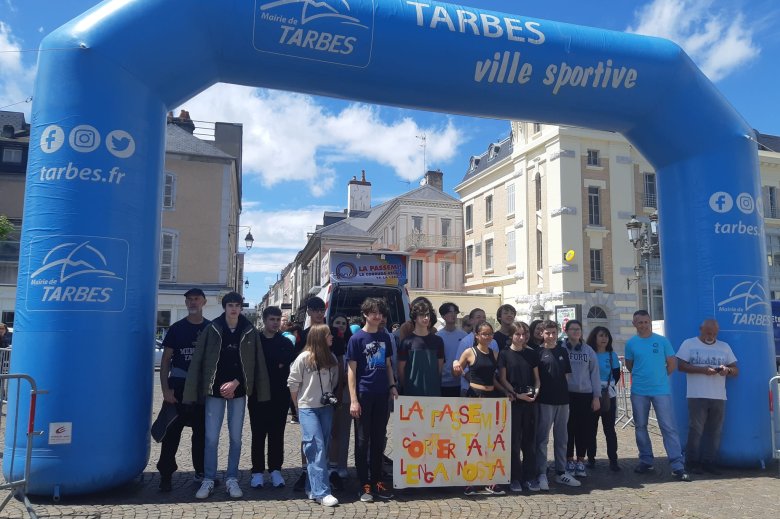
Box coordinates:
[308,250,411,329]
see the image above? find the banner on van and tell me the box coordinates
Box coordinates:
[327,251,407,286]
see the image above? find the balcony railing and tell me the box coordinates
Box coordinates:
[402,233,460,251]
[643,193,657,208]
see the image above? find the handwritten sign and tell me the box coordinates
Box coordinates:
[392,396,511,489]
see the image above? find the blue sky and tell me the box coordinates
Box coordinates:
[2,0,778,305]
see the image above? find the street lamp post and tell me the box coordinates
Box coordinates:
[228,225,254,292]
[626,212,659,319]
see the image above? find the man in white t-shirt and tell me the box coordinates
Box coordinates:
[676,319,738,475]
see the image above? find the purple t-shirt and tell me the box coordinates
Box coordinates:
[345,329,393,394]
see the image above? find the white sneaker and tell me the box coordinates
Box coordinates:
[525,479,541,492]
[270,470,285,488]
[195,479,214,499]
[575,460,587,477]
[510,480,523,492]
[226,477,243,498]
[537,473,550,491]
[250,472,264,488]
[555,472,581,487]
[316,494,339,507]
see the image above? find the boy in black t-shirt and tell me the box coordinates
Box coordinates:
[534,320,580,489]
[492,304,517,351]
[497,322,540,492]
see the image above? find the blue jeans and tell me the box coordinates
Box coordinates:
[630,393,684,471]
[204,395,246,480]
[299,406,334,499]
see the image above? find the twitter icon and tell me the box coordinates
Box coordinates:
[106,130,135,159]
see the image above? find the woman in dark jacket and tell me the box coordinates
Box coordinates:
[586,326,621,471]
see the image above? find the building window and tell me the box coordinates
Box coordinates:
[644,173,657,208]
[506,184,515,216]
[390,225,396,245]
[533,122,542,134]
[589,249,603,283]
[163,172,176,209]
[441,218,451,246]
[535,173,542,211]
[587,149,600,166]
[507,230,516,265]
[466,245,474,274]
[410,259,424,289]
[588,186,601,226]
[536,229,543,269]
[440,261,452,289]
[485,239,494,270]
[412,215,423,233]
[160,230,178,282]
[465,205,473,231]
[641,287,665,320]
[587,306,607,319]
[485,195,493,223]
[2,148,22,163]
[764,186,779,219]
[156,310,171,339]
[0,219,21,285]
[1,311,14,329]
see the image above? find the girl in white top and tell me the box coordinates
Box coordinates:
[288,324,340,507]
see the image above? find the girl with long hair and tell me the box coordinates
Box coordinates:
[563,319,601,479]
[453,321,511,495]
[287,324,340,507]
[585,326,621,471]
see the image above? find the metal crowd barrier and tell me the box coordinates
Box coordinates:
[770,375,780,475]
[0,373,43,519]
[615,356,658,433]
[0,348,11,407]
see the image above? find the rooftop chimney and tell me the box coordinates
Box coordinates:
[422,169,444,190]
[348,169,372,214]
[167,109,196,134]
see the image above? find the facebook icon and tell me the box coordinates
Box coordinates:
[709,191,733,213]
[40,124,64,154]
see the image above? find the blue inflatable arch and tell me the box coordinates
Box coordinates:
[7,0,775,495]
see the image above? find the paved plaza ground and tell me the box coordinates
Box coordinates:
[1,387,778,519]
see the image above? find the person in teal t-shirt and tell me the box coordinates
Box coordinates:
[586,326,621,471]
[625,310,689,482]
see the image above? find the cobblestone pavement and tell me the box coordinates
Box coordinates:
[1,387,778,518]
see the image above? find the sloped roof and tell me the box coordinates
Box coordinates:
[314,218,373,239]
[165,123,234,159]
[461,135,513,183]
[399,184,460,203]
[0,111,28,132]
[757,131,780,153]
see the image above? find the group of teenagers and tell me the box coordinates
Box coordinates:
[156,287,739,507]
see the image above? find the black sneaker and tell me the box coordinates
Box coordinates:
[609,461,621,472]
[374,482,394,500]
[686,462,703,475]
[159,476,172,492]
[329,471,344,491]
[293,471,307,492]
[586,458,596,469]
[672,469,692,482]
[634,463,654,474]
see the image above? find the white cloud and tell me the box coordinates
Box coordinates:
[179,84,464,195]
[239,205,340,252]
[0,22,35,113]
[626,0,760,82]
[244,250,299,274]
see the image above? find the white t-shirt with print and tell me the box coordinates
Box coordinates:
[676,337,737,400]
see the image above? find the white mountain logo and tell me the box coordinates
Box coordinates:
[261,0,369,28]
[31,241,123,283]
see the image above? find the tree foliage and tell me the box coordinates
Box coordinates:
[0,215,14,240]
